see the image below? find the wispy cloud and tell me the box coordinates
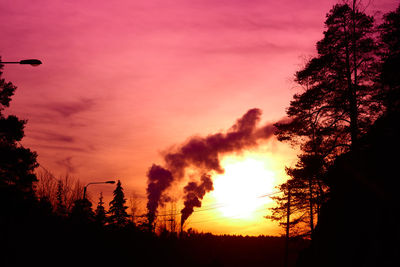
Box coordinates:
[34,144,91,153]
[201,42,302,55]
[39,98,96,118]
[55,156,75,173]
[29,131,75,143]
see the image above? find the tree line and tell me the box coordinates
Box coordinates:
[1,0,399,266]
[0,65,141,264]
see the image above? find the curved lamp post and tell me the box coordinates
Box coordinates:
[83,181,115,199]
[0,59,42,66]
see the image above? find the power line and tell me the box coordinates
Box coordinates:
[188,206,271,225]
[138,190,283,218]
[38,164,60,181]
[31,149,284,219]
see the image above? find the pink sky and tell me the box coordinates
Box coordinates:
[1,0,398,234]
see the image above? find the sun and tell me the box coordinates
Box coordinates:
[211,155,275,219]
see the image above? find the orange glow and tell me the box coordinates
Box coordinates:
[181,145,296,236]
[211,156,274,219]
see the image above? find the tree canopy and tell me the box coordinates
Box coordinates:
[271,1,392,239]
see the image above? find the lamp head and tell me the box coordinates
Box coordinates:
[19,59,42,66]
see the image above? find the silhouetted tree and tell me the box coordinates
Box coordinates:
[377,3,400,111]
[129,192,144,226]
[94,192,107,226]
[274,85,329,237]
[108,180,129,227]
[297,98,400,267]
[58,174,84,212]
[37,196,54,218]
[276,1,380,153]
[36,170,84,214]
[272,1,381,239]
[55,180,67,216]
[0,58,39,221]
[36,169,58,205]
[69,198,94,225]
[267,179,309,237]
[284,157,324,236]
[273,75,329,238]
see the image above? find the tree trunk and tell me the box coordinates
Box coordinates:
[350,0,359,149]
[284,186,291,267]
[344,23,358,149]
[308,178,314,236]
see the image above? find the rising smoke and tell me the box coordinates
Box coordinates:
[146,108,277,228]
[146,164,174,226]
[180,174,213,227]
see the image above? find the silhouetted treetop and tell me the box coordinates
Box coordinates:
[272,1,384,242]
[378,3,400,111]
[109,180,129,226]
[0,59,38,195]
[95,192,107,226]
[0,61,16,110]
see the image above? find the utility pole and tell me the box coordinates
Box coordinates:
[284,185,291,267]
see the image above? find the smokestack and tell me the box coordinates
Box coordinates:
[145,108,277,228]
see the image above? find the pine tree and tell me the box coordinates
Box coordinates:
[108,180,129,227]
[267,178,310,237]
[272,1,380,238]
[378,3,400,111]
[278,1,380,153]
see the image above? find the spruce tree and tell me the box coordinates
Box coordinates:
[108,180,129,227]
[94,192,107,226]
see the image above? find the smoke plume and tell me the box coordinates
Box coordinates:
[146,164,173,226]
[180,174,213,227]
[146,108,277,227]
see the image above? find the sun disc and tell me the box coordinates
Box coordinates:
[211,156,275,219]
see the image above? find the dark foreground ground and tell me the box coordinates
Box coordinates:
[2,218,308,267]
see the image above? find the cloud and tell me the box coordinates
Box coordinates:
[55,156,75,173]
[202,42,300,55]
[40,98,96,118]
[29,131,75,143]
[216,15,322,32]
[34,144,90,153]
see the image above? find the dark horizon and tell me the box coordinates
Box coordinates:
[1,0,400,266]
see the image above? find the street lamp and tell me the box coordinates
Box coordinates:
[0,59,42,66]
[83,180,115,199]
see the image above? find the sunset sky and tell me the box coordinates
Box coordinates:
[1,0,397,236]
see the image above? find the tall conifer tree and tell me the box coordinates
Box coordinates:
[95,192,107,226]
[108,180,129,226]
